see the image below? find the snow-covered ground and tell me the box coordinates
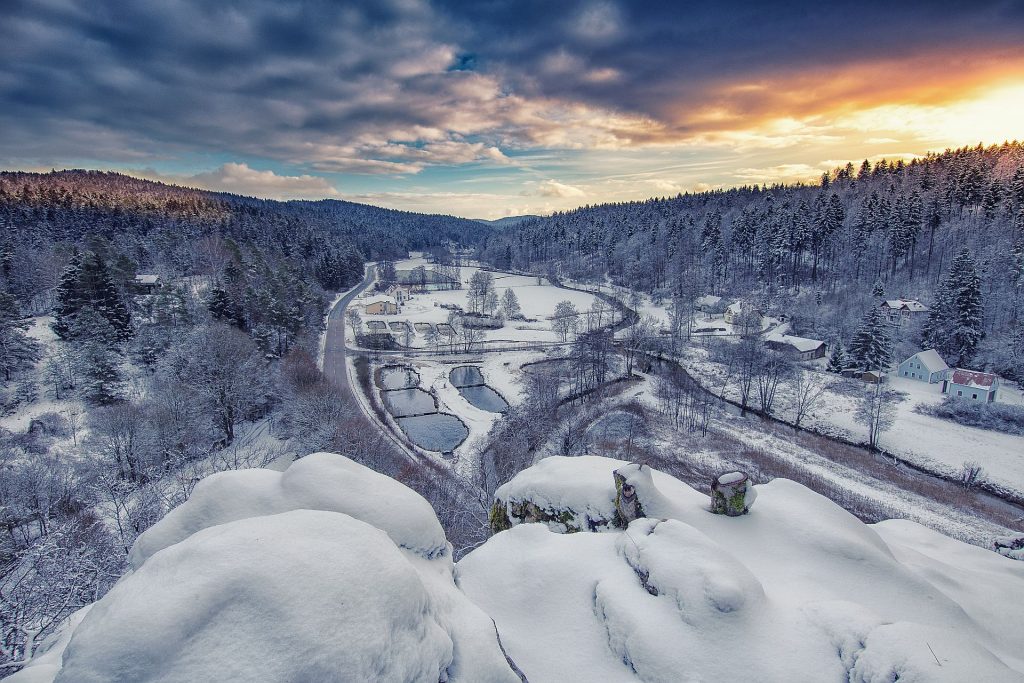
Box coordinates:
[10,454,521,682]
[353,258,599,348]
[18,452,1024,682]
[808,374,1024,496]
[460,455,1024,682]
[680,346,1024,499]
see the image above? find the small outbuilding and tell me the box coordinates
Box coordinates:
[942,369,1001,402]
[363,295,398,315]
[133,274,161,293]
[897,349,949,384]
[763,332,827,361]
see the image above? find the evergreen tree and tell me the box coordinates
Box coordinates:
[922,249,984,366]
[70,308,125,405]
[0,292,42,382]
[848,306,892,371]
[826,343,848,374]
[871,280,885,298]
[947,249,984,366]
[51,251,132,341]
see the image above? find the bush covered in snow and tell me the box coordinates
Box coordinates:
[916,396,1024,435]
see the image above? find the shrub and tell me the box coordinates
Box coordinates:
[916,397,1024,436]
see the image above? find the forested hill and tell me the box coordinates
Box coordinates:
[482,142,1024,378]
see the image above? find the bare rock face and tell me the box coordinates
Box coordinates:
[710,471,756,516]
[613,467,647,526]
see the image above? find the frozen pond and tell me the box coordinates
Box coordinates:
[450,366,485,387]
[396,414,469,453]
[459,385,509,413]
[382,388,436,417]
[380,366,420,390]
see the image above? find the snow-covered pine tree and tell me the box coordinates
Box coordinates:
[826,343,847,374]
[70,307,125,405]
[0,292,42,382]
[947,248,984,367]
[848,306,892,371]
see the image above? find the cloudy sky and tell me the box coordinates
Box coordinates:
[3,0,1023,218]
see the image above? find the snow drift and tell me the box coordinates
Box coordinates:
[461,455,1024,682]
[8,453,521,683]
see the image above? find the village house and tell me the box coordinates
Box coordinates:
[897,349,949,384]
[385,284,411,304]
[723,301,761,327]
[879,299,929,327]
[763,332,827,361]
[942,369,1001,402]
[132,273,161,294]
[695,295,723,318]
[363,295,398,315]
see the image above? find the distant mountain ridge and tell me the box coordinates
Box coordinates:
[475,215,541,228]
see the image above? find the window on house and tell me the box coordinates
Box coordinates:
[972,393,978,400]
[958,390,963,396]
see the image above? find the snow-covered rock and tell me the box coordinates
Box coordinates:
[460,456,1024,682]
[12,453,521,683]
[131,451,449,563]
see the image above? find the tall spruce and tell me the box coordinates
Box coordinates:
[848,306,892,371]
[52,251,132,341]
[922,248,983,366]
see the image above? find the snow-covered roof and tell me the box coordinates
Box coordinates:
[363,295,396,307]
[696,295,722,307]
[881,298,929,312]
[950,369,999,389]
[726,301,742,313]
[904,349,948,373]
[134,274,160,284]
[763,331,825,353]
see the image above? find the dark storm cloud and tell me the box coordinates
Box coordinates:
[1,0,1022,170]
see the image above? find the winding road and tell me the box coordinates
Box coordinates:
[322,265,375,391]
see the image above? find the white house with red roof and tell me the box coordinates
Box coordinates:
[879,298,929,327]
[942,369,1001,402]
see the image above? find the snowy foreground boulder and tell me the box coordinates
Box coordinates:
[464,455,1024,682]
[8,453,522,683]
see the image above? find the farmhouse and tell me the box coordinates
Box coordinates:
[898,349,949,383]
[724,301,761,326]
[363,295,398,315]
[879,299,929,327]
[385,284,411,304]
[132,273,161,293]
[695,295,723,317]
[942,369,1001,402]
[763,332,827,360]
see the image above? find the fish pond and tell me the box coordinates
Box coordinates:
[396,414,469,453]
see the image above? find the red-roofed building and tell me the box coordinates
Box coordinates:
[942,369,1001,402]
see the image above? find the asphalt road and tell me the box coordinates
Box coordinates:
[322,265,375,391]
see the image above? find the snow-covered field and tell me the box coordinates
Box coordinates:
[354,258,599,347]
[680,346,1024,499]
[808,374,1024,497]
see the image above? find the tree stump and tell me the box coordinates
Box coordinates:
[614,467,646,526]
[710,471,755,516]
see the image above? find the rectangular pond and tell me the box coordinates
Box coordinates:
[459,385,509,413]
[382,387,436,417]
[396,414,469,453]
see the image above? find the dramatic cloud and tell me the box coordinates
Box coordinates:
[186,163,340,200]
[1,0,1022,216]
[537,180,588,198]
